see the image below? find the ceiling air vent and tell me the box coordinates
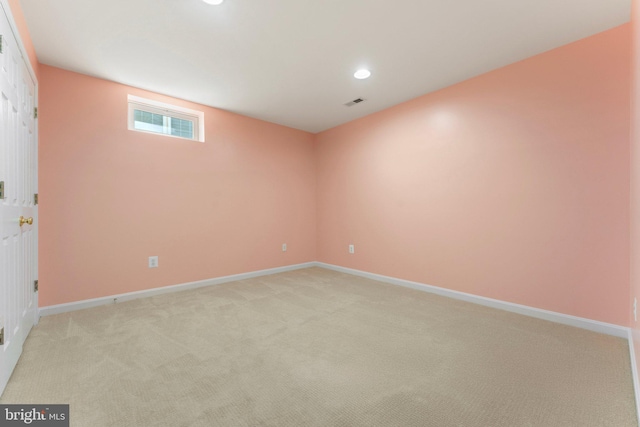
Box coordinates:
[344,98,365,107]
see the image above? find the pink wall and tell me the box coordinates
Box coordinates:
[36,19,632,329]
[316,25,631,326]
[6,0,38,79]
[39,65,316,306]
[630,0,640,386]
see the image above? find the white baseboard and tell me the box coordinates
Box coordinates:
[42,260,629,338]
[629,329,640,427]
[315,262,628,338]
[39,262,317,317]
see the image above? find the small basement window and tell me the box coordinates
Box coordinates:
[128,95,205,142]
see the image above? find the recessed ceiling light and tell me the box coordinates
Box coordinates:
[203,0,224,5]
[354,69,371,80]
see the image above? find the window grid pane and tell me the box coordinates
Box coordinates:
[133,109,195,140]
[170,117,194,138]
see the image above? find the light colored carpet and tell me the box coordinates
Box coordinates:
[0,267,636,426]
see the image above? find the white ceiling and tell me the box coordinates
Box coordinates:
[20,0,630,133]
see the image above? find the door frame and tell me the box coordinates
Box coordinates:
[0,1,38,85]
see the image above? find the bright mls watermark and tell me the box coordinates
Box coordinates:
[0,405,68,426]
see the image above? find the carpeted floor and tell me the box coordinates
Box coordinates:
[0,267,636,426]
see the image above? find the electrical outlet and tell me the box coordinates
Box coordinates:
[148,256,159,268]
[282,243,287,252]
[349,244,355,254]
[635,298,637,322]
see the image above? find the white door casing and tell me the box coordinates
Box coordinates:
[0,1,38,398]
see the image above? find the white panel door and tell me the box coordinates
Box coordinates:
[0,4,37,397]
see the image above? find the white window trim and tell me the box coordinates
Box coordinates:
[127,94,205,142]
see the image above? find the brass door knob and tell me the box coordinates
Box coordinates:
[19,216,33,226]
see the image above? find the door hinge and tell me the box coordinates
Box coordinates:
[0,181,4,199]
[34,193,38,205]
[34,280,38,292]
[34,107,38,119]
[0,327,4,346]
